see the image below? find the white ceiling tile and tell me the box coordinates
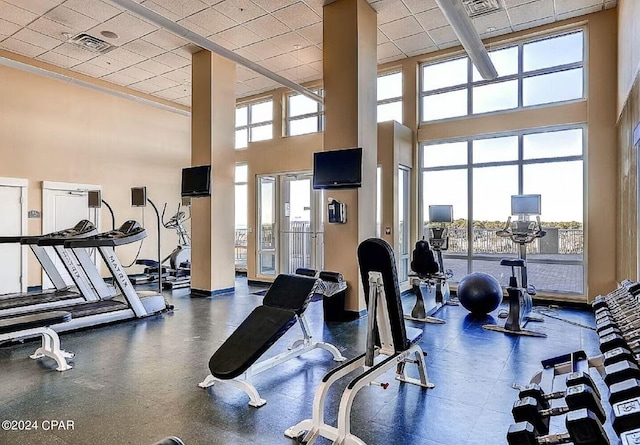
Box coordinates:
[147,75,181,90]
[0,37,46,57]
[151,0,208,18]
[45,5,99,31]
[3,0,60,15]
[251,0,294,13]
[174,95,190,106]
[243,75,278,91]
[88,54,131,73]
[217,25,263,49]
[153,51,190,68]
[371,0,412,25]
[471,10,511,33]
[208,32,234,49]
[503,0,538,6]
[297,22,321,45]
[236,65,258,81]
[379,16,422,40]
[50,42,99,62]
[415,7,449,30]
[272,2,321,30]
[377,41,403,59]
[394,32,435,54]
[140,1,182,22]
[0,17,21,38]
[172,44,200,57]
[36,50,82,67]
[102,70,138,85]
[478,26,512,39]
[402,0,437,14]
[73,61,112,77]
[178,64,191,76]
[136,58,173,75]
[377,29,389,44]
[175,17,211,37]
[89,12,158,46]
[428,25,457,45]
[308,60,321,72]
[129,80,165,94]
[28,17,78,41]
[236,82,255,97]
[185,7,236,34]
[405,47,435,57]
[0,1,38,26]
[557,4,605,20]
[13,28,61,50]
[305,0,324,16]
[604,1,616,9]
[106,47,146,65]
[242,40,283,60]
[278,64,319,82]
[508,0,554,25]
[123,39,165,58]
[234,46,260,62]
[141,29,187,50]
[294,45,322,64]
[555,0,603,14]
[511,15,554,31]
[213,0,267,24]
[262,52,299,71]
[243,13,290,38]
[155,84,191,100]
[163,68,192,83]
[379,54,405,64]
[116,65,155,82]
[269,31,310,51]
[64,0,121,22]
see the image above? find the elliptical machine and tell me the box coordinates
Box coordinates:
[405,205,457,324]
[483,195,546,337]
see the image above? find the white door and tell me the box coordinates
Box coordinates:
[42,182,99,287]
[0,180,27,294]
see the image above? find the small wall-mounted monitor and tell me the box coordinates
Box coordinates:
[131,187,147,207]
[312,147,362,190]
[182,165,211,197]
[511,194,541,215]
[88,190,102,209]
[429,205,453,223]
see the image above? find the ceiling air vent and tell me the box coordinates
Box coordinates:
[67,33,115,54]
[462,0,501,17]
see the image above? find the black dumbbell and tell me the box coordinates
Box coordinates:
[604,360,640,386]
[610,378,640,404]
[512,385,605,435]
[620,427,640,445]
[518,372,600,410]
[603,347,638,367]
[507,408,609,445]
[612,396,640,435]
[599,332,640,357]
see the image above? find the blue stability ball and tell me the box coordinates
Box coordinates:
[457,272,503,315]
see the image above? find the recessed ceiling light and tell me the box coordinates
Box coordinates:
[62,32,73,39]
[100,30,119,39]
[486,27,496,33]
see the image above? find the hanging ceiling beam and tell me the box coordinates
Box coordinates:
[109,0,324,104]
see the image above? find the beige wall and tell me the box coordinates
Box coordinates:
[616,0,640,283]
[0,59,190,286]
[618,0,640,117]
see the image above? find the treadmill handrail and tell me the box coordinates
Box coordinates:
[65,229,147,248]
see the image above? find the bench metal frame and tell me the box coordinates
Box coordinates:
[0,326,74,371]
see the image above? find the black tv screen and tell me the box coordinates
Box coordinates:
[313,148,362,190]
[429,205,453,223]
[182,165,211,197]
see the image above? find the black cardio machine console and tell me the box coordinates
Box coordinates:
[66,221,147,248]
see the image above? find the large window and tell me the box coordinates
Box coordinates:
[420,127,584,295]
[378,71,403,123]
[420,30,584,122]
[286,90,323,136]
[235,164,248,271]
[235,99,274,149]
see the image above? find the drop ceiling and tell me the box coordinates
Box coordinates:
[0,0,617,108]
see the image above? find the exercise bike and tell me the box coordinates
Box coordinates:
[406,205,457,324]
[483,195,546,337]
[131,203,191,289]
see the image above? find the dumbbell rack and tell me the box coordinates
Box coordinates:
[505,281,640,444]
[593,280,640,444]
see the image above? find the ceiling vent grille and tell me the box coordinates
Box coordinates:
[67,33,115,54]
[462,0,501,17]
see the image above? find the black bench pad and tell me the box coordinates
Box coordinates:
[0,311,71,335]
[263,274,318,316]
[209,305,297,380]
[500,258,526,267]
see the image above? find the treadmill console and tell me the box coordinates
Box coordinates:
[119,220,143,235]
[51,220,96,237]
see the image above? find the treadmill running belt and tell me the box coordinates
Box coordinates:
[64,300,128,318]
[0,290,80,310]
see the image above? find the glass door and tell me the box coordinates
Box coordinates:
[257,176,277,277]
[280,174,322,274]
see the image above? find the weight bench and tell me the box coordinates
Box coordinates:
[0,311,75,371]
[198,274,346,407]
[285,238,435,445]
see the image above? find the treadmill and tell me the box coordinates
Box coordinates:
[41,220,167,332]
[0,221,103,316]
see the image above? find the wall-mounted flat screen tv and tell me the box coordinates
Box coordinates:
[182,165,211,197]
[429,205,453,223]
[312,147,362,190]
